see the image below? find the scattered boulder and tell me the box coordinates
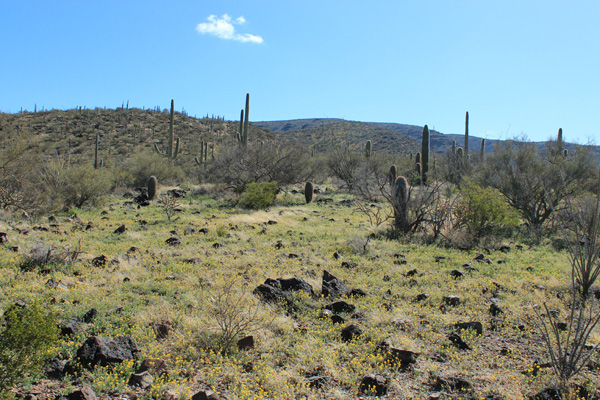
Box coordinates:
[322,270,348,297]
[138,358,169,376]
[0,232,7,243]
[331,314,345,324]
[348,288,367,298]
[167,188,186,198]
[128,371,153,389]
[341,261,358,269]
[414,293,430,302]
[453,321,483,336]
[448,333,471,350]
[60,318,83,336]
[359,373,388,396]
[325,300,355,313]
[151,321,171,339]
[430,375,472,393]
[44,357,70,379]
[278,277,314,295]
[82,308,98,323]
[237,335,254,350]
[450,270,465,279]
[165,237,181,246]
[76,335,139,369]
[341,324,362,342]
[443,295,461,306]
[114,225,126,234]
[378,341,419,369]
[405,269,418,277]
[191,390,227,400]
[91,255,108,268]
[490,302,503,316]
[66,386,98,400]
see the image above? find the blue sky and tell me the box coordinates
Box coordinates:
[1,1,598,143]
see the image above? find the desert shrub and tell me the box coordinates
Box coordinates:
[239,181,278,210]
[0,131,44,213]
[122,150,185,187]
[210,141,311,190]
[455,180,519,238]
[39,157,114,211]
[0,301,59,392]
[20,241,82,272]
[200,281,271,354]
[478,139,596,230]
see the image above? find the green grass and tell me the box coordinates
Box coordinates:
[0,186,598,399]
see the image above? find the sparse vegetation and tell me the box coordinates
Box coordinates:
[0,107,599,399]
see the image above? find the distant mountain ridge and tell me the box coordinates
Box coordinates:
[255,118,599,158]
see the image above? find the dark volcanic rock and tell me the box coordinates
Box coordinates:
[325,300,356,313]
[322,270,348,297]
[76,335,139,369]
[359,374,388,396]
[453,321,483,336]
[341,324,362,342]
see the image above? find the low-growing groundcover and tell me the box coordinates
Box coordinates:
[0,186,598,400]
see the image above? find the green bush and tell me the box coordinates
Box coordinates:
[123,150,185,187]
[239,181,278,210]
[456,180,519,238]
[40,158,114,211]
[0,301,59,392]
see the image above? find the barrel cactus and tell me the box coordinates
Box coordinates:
[147,176,158,200]
[305,182,314,204]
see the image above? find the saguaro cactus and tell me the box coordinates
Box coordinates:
[365,140,372,158]
[421,125,430,183]
[154,99,179,160]
[480,138,486,162]
[389,165,397,187]
[393,175,409,233]
[94,133,103,169]
[194,140,209,174]
[305,182,314,204]
[464,111,469,163]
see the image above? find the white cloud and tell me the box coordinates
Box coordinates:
[196,14,263,44]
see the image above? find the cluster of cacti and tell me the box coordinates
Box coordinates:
[365,140,372,158]
[154,99,180,160]
[305,182,314,204]
[237,93,250,146]
[194,140,210,173]
[147,176,158,200]
[93,133,103,169]
[421,125,430,183]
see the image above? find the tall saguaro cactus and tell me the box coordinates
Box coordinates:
[94,133,103,169]
[154,99,180,160]
[480,138,486,162]
[239,93,250,147]
[464,111,469,164]
[365,140,372,158]
[421,125,430,183]
[393,175,409,233]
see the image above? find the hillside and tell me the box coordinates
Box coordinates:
[0,107,272,169]
[256,118,600,158]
